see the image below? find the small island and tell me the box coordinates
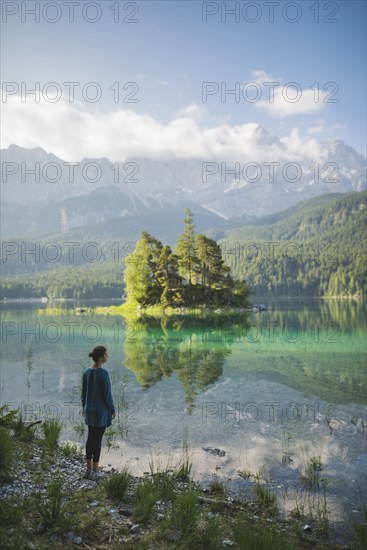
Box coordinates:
[118,208,250,315]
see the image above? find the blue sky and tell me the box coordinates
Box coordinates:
[1,0,366,160]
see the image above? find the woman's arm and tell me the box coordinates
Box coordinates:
[103,371,115,417]
[81,371,87,412]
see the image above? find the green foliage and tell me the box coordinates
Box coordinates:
[1,192,365,300]
[35,475,70,531]
[41,418,62,451]
[133,477,159,523]
[123,210,250,308]
[253,482,277,516]
[1,260,124,300]
[199,516,222,548]
[353,504,367,549]
[11,412,37,443]
[301,455,323,487]
[0,427,15,480]
[175,208,200,285]
[233,519,295,550]
[165,490,201,544]
[0,404,18,428]
[221,190,367,298]
[103,469,130,501]
[61,441,82,458]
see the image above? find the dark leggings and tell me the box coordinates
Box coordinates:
[86,426,106,462]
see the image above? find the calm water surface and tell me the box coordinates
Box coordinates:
[1,299,366,544]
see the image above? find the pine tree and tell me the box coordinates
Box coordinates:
[175,208,200,285]
[155,245,181,306]
[196,234,231,288]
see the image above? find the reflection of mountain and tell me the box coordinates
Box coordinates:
[122,321,233,413]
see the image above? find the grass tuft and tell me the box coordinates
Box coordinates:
[41,418,62,451]
[133,477,159,523]
[103,468,130,502]
[0,427,15,480]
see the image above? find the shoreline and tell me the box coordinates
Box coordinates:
[1,433,361,549]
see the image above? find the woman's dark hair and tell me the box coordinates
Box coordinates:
[88,346,107,362]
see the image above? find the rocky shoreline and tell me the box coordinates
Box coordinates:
[1,435,363,549]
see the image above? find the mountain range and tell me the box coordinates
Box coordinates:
[1,140,366,238]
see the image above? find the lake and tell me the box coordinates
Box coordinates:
[1,298,366,544]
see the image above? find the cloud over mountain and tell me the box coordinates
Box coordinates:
[2,93,329,164]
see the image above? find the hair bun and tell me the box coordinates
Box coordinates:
[88,352,93,358]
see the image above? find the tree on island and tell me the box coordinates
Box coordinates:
[175,208,200,285]
[123,210,250,308]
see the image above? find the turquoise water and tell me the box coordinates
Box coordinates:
[1,299,366,543]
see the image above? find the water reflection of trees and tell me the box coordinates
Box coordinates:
[122,318,235,413]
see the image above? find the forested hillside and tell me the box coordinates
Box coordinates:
[1,192,366,300]
[220,191,367,297]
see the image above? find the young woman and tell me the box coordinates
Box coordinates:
[81,345,115,480]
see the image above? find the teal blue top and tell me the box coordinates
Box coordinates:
[81,367,115,427]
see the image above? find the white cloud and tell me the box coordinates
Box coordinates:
[249,70,328,118]
[256,86,328,118]
[1,93,325,163]
[176,103,207,121]
[251,69,279,85]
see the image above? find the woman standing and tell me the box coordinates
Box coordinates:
[81,345,115,480]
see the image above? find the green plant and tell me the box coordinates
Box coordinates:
[199,516,222,548]
[104,427,119,451]
[0,405,18,428]
[174,422,193,481]
[13,412,37,443]
[0,427,15,480]
[73,421,85,437]
[314,478,330,539]
[41,418,62,451]
[233,520,295,550]
[253,483,277,516]
[301,455,322,487]
[61,441,82,458]
[133,477,158,523]
[208,478,226,496]
[237,469,253,479]
[353,504,367,549]
[174,450,193,482]
[166,489,200,544]
[35,475,70,532]
[103,469,130,501]
[0,496,22,524]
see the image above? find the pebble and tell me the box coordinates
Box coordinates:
[74,536,82,544]
[119,508,132,517]
[131,524,141,534]
[90,500,99,507]
[222,540,234,546]
[0,444,103,502]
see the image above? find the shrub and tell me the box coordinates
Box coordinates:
[0,427,15,480]
[133,478,158,523]
[42,418,62,451]
[103,469,130,501]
